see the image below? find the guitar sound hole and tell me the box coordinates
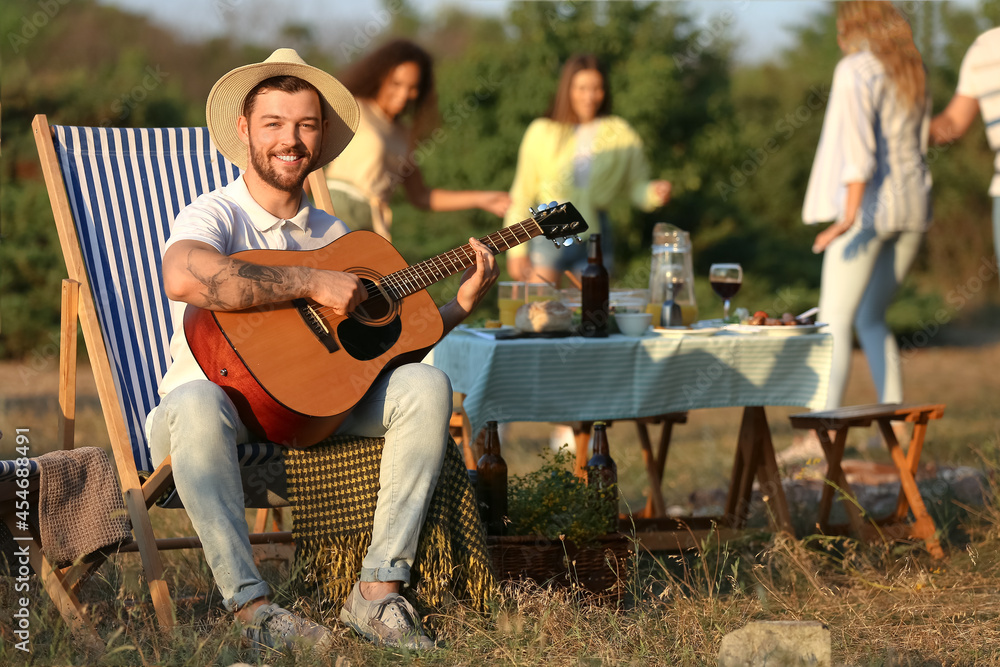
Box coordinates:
[338,315,402,361]
[354,293,391,322]
[338,276,402,361]
[351,277,397,325]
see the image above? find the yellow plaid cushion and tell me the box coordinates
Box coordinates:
[285,435,496,617]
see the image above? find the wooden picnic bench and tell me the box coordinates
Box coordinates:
[789,403,946,559]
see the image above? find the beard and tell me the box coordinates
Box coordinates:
[248,139,318,193]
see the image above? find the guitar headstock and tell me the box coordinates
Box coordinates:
[531,202,589,247]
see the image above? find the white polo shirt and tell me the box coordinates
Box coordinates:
[956,26,1000,197]
[155,175,350,400]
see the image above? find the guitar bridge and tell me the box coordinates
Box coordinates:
[294,298,339,353]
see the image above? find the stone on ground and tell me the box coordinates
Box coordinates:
[718,620,830,666]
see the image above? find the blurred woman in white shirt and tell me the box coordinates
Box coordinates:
[803,1,931,409]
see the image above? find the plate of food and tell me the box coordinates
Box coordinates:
[653,325,722,337]
[721,310,825,336]
[514,301,574,335]
[494,329,576,339]
[458,324,517,339]
[724,322,826,336]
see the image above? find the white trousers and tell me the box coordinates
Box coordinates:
[819,223,924,409]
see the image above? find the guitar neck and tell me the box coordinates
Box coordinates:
[380,218,543,299]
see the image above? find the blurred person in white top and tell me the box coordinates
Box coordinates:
[803,1,931,409]
[929,26,1000,270]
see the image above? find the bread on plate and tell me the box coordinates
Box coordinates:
[514,300,573,333]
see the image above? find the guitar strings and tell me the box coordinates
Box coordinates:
[307,221,540,317]
[306,219,542,318]
[306,243,477,318]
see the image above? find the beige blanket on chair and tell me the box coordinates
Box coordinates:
[38,447,133,568]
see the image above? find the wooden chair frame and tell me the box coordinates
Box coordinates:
[32,114,334,630]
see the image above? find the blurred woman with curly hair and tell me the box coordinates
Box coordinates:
[803,1,931,409]
[326,39,509,240]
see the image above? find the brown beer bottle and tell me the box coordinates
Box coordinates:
[586,422,618,532]
[476,421,508,535]
[580,233,609,337]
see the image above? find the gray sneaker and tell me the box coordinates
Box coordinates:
[339,581,437,650]
[241,603,335,657]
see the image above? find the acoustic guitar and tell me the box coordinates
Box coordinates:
[185,202,588,448]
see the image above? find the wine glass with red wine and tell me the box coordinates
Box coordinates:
[709,263,743,321]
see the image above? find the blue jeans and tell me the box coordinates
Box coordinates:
[818,223,924,409]
[147,363,452,612]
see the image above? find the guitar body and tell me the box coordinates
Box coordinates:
[184,231,444,448]
[184,202,588,448]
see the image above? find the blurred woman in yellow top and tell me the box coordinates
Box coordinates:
[504,53,672,285]
[326,39,510,240]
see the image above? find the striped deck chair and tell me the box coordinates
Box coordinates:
[30,114,336,630]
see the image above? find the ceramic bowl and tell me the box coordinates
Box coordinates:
[615,312,652,337]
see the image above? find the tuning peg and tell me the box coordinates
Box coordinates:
[574,235,583,244]
[548,201,558,209]
[551,238,562,248]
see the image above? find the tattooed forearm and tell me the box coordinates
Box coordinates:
[230,259,309,306]
[236,263,283,284]
[183,249,309,310]
[186,258,236,309]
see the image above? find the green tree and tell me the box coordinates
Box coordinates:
[3,0,997,360]
[0,0,248,357]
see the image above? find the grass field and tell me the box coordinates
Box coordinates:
[2,333,1000,665]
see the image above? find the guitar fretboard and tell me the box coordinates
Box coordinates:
[380,218,542,299]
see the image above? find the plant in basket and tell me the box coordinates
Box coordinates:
[490,446,632,597]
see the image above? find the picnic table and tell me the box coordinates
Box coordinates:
[428,326,833,539]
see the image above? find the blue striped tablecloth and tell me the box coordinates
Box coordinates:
[428,328,833,438]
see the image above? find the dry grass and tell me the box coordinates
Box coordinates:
[6,524,1000,665]
[2,341,1000,665]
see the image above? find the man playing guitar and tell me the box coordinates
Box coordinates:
[146,48,498,655]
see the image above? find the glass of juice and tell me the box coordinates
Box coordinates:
[525,282,557,303]
[680,302,699,326]
[498,281,525,327]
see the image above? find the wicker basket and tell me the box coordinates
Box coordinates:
[486,532,633,599]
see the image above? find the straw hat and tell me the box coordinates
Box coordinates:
[206,48,359,171]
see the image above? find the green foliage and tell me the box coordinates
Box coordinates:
[0,181,63,357]
[2,0,997,359]
[506,446,616,545]
[1,0,235,358]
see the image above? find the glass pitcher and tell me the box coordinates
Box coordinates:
[649,223,698,325]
